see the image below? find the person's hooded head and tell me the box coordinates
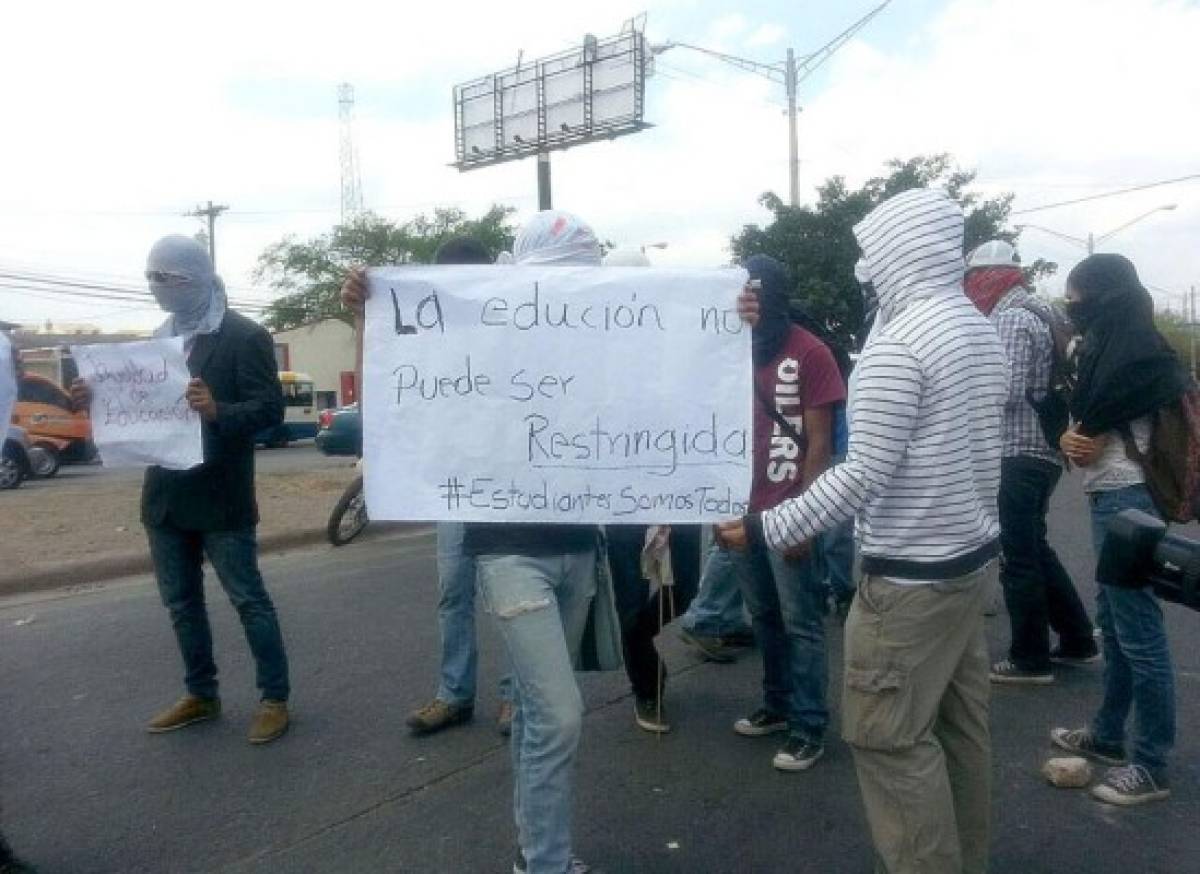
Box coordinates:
[513,210,602,266]
[1064,253,1154,337]
[146,235,227,339]
[744,254,793,366]
[964,239,1025,316]
[853,188,965,334]
[1064,253,1187,434]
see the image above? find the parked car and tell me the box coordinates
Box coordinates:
[2,426,33,490]
[12,372,95,475]
[315,403,361,456]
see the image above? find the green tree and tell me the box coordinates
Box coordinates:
[256,205,517,331]
[730,154,1057,351]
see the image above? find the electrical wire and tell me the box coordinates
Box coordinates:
[1012,173,1200,215]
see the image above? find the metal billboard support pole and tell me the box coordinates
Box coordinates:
[786,48,799,208]
[537,152,552,210]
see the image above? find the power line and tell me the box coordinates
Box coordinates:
[1012,173,1200,215]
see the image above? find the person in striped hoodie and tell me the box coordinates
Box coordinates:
[721,188,1007,874]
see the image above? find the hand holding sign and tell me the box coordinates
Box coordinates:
[70,337,204,470]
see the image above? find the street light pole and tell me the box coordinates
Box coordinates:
[786,48,799,208]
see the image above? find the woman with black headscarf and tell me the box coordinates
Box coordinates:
[1051,253,1185,807]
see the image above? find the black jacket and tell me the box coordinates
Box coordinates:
[141,311,284,531]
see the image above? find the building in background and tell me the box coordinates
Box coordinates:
[271,318,357,410]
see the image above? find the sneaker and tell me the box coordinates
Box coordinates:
[734,708,788,737]
[146,694,221,733]
[634,697,671,734]
[1091,764,1170,806]
[772,735,825,772]
[496,701,515,737]
[513,851,590,873]
[1050,645,1101,665]
[1050,727,1126,766]
[989,658,1053,685]
[679,628,735,663]
[248,700,290,745]
[406,699,473,736]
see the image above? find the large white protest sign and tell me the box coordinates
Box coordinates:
[70,337,203,470]
[363,265,752,524]
[0,333,15,441]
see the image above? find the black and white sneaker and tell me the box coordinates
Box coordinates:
[734,708,788,737]
[633,697,671,734]
[1049,645,1101,666]
[1050,727,1126,766]
[772,735,825,772]
[989,658,1053,685]
[1091,764,1170,806]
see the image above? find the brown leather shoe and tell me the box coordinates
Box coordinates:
[147,695,221,733]
[406,699,473,735]
[248,699,290,745]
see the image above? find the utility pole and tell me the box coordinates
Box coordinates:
[785,48,799,207]
[1191,284,1197,379]
[652,2,890,209]
[186,200,229,267]
[537,152,552,210]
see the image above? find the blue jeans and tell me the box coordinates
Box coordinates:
[436,523,512,707]
[1089,485,1175,779]
[147,524,290,701]
[733,545,828,741]
[818,520,855,603]
[680,543,751,638]
[477,551,596,874]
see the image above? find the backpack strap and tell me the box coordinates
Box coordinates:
[754,382,806,450]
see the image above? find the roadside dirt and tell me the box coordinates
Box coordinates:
[2,465,359,583]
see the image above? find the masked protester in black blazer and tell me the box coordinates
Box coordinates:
[73,235,292,745]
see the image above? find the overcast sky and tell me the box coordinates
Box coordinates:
[1,0,1197,330]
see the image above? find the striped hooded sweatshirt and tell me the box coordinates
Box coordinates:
[753,189,1007,581]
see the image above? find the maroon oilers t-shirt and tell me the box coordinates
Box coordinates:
[750,325,846,512]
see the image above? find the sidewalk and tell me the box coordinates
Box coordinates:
[1,464,363,596]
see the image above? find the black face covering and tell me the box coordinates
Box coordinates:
[1066,253,1188,435]
[745,254,793,366]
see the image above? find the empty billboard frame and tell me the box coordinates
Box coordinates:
[453,29,650,171]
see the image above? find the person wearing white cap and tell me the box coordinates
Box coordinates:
[964,240,1097,685]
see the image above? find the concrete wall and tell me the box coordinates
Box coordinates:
[272,319,356,407]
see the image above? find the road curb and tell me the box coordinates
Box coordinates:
[0,524,434,599]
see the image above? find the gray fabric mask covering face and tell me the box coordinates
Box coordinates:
[146,235,227,339]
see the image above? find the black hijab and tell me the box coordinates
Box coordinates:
[1067,253,1188,436]
[746,254,793,366]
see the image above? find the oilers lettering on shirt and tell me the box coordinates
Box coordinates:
[766,356,804,484]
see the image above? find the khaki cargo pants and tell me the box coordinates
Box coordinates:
[842,562,996,874]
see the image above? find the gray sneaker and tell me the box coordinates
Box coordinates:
[734,708,788,737]
[1050,727,1126,766]
[514,851,590,873]
[1091,764,1170,806]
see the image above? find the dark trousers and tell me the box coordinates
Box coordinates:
[147,524,291,701]
[606,525,701,700]
[999,456,1094,671]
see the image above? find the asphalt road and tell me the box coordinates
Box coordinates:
[1,474,1198,873]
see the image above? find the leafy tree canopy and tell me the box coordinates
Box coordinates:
[730,154,1057,351]
[256,205,516,331]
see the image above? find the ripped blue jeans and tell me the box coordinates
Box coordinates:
[476,551,597,874]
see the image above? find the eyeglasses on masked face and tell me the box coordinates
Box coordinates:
[145,270,192,285]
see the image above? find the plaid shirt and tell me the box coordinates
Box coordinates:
[992,290,1062,465]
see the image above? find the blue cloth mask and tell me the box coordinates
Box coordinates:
[146,235,227,340]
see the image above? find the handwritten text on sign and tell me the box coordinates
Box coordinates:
[363,266,752,523]
[70,337,203,470]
